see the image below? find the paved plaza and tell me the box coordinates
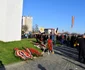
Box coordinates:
[3,46,85,70]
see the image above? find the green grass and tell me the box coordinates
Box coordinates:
[56,40,62,46]
[0,38,41,65]
[56,43,62,46]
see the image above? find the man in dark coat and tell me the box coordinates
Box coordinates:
[77,34,85,63]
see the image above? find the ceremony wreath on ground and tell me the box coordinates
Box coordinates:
[14,47,43,60]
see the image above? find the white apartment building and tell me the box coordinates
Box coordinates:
[22,16,33,33]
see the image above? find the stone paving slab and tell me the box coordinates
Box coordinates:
[5,46,85,70]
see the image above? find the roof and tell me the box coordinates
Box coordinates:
[44,28,55,30]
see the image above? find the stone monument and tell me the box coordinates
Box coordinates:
[0,0,23,42]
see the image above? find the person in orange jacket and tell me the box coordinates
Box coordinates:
[47,36,54,54]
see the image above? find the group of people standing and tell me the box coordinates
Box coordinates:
[35,34,54,54]
[35,33,85,63]
[56,34,85,63]
[76,34,85,63]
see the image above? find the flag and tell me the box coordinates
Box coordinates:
[71,16,75,28]
[56,28,58,33]
[39,27,44,33]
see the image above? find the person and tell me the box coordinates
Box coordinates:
[25,33,28,38]
[0,61,5,70]
[61,34,64,45]
[43,34,47,44]
[47,36,54,54]
[36,34,38,43]
[54,34,56,45]
[77,34,85,63]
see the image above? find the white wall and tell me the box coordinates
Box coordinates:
[0,0,6,41]
[0,0,23,42]
[22,16,26,25]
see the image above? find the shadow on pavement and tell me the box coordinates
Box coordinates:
[54,46,85,69]
[63,58,85,69]
[0,61,6,70]
[38,64,46,70]
[54,46,78,61]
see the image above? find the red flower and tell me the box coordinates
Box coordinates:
[26,48,42,56]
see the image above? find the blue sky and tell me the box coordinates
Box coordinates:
[23,0,85,34]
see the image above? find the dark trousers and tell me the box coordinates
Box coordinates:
[78,49,85,63]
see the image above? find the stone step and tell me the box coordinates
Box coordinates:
[54,47,78,60]
[54,46,78,55]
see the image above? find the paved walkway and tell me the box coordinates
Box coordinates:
[3,46,85,70]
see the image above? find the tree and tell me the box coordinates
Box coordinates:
[32,26,35,33]
[22,25,28,33]
[35,24,39,33]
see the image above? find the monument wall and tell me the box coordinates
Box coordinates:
[0,0,23,42]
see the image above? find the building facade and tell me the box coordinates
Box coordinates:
[44,28,56,34]
[22,16,33,33]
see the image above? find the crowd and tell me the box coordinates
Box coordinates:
[34,33,54,54]
[21,31,85,63]
[34,33,85,63]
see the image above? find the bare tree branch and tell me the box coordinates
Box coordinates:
[22,25,28,33]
